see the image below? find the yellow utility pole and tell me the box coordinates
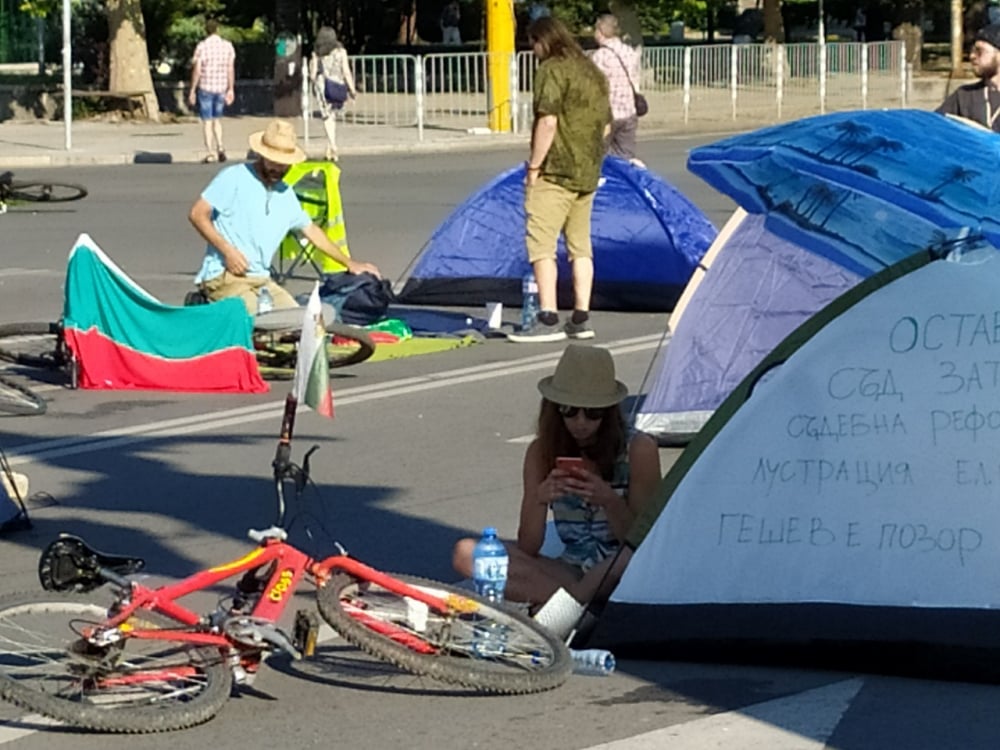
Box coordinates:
[486,0,515,131]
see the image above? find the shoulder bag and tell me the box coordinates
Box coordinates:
[605,46,647,118]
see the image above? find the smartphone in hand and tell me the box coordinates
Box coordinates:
[556,457,585,473]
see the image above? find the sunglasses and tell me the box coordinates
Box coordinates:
[557,404,604,420]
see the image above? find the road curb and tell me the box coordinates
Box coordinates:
[3,133,531,168]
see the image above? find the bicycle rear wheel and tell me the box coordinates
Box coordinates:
[8,181,87,203]
[0,590,233,733]
[316,572,571,694]
[255,320,376,377]
[0,374,46,416]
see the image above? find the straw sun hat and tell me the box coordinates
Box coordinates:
[537,344,628,408]
[248,119,307,165]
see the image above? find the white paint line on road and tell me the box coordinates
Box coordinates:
[7,335,662,468]
[581,677,864,750]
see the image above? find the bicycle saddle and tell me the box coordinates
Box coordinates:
[38,533,146,593]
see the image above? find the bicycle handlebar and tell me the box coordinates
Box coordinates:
[271,392,320,529]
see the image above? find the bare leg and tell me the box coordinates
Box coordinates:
[201,119,215,155]
[212,119,225,157]
[533,257,559,313]
[453,537,581,605]
[322,116,338,161]
[570,256,593,313]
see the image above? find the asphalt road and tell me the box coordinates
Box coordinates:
[0,138,998,749]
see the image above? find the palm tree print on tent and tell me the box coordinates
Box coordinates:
[687,109,1000,277]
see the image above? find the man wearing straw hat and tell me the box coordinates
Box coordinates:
[190,119,381,315]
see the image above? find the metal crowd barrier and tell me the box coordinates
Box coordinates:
[302,41,906,139]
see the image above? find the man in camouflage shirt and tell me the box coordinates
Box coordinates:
[508,16,612,343]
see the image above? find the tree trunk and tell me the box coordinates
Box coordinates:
[106,0,160,121]
[763,0,785,43]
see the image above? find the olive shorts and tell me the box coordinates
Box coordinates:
[199,272,298,316]
[524,178,596,264]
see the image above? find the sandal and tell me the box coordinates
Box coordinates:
[201,153,217,164]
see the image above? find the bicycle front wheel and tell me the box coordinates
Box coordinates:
[9,181,87,203]
[317,572,571,694]
[0,590,233,733]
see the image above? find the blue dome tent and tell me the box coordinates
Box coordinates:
[395,158,717,312]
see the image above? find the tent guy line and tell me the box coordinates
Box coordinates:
[6,334,661,467]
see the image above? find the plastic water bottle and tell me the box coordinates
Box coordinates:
[257,286,273,314]
[520,273,539,332]
[570,648,616,676]
[472,526,508,656]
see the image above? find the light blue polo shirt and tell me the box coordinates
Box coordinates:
[195,163,312,283]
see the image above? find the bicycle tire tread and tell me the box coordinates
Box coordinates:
[316,572,571,694]
[0,374,46,416]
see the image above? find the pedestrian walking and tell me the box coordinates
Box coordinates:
[590,13,642,162]
[310,26,357,162]
[188,18,236,164]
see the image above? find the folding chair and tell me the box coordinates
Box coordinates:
[271,162,352,283]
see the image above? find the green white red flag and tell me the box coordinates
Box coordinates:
[292,284,333,418]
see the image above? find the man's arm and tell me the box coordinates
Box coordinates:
[525,114,557,186]
[300,223,381,278]
[188,196,249,275]
[225,47,235,106]
[188,55,202,107]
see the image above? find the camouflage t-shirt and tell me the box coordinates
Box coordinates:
[533,55,612,193]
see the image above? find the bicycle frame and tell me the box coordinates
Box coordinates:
[90,537,464,657]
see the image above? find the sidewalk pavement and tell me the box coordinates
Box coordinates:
[0,114,529,168]
[0,74,962,169]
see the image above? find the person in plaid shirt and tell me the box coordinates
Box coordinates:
[590,14,641,161]
[188,19,236,164]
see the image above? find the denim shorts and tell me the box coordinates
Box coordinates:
[196,89,226,119]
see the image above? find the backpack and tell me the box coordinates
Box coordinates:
[318,272,394,325]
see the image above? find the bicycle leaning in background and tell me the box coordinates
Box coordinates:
[0,394,571,733]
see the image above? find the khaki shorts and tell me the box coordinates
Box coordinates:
[524,179,596,264]
[199,272,298,316]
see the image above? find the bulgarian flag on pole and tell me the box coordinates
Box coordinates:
[292,284,334,418]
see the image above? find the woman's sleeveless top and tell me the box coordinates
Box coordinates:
[551,448,629,571]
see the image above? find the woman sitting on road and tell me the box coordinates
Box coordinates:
[452,344,661,637]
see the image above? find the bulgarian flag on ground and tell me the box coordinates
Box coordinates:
[292,285,334,417]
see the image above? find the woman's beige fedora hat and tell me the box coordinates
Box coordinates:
[248,119,307,165]
[537,344,628,408]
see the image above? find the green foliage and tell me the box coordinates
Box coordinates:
[17,0,57,18]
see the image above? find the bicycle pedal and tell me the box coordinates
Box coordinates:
[293,609,320,657]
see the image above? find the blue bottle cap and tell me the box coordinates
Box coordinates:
[482,526,497,537]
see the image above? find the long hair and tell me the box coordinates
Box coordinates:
[527,17,586,62]
[535,398,627,480]
[315,26,341,56]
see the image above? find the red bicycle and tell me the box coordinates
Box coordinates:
[0,396,570,733]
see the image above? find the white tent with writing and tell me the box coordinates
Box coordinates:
[591,242,1000,663]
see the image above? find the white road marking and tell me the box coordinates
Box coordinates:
[6,335,662,467]
[580,677,864,749]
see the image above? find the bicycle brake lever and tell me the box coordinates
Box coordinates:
[297,445,320,491]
